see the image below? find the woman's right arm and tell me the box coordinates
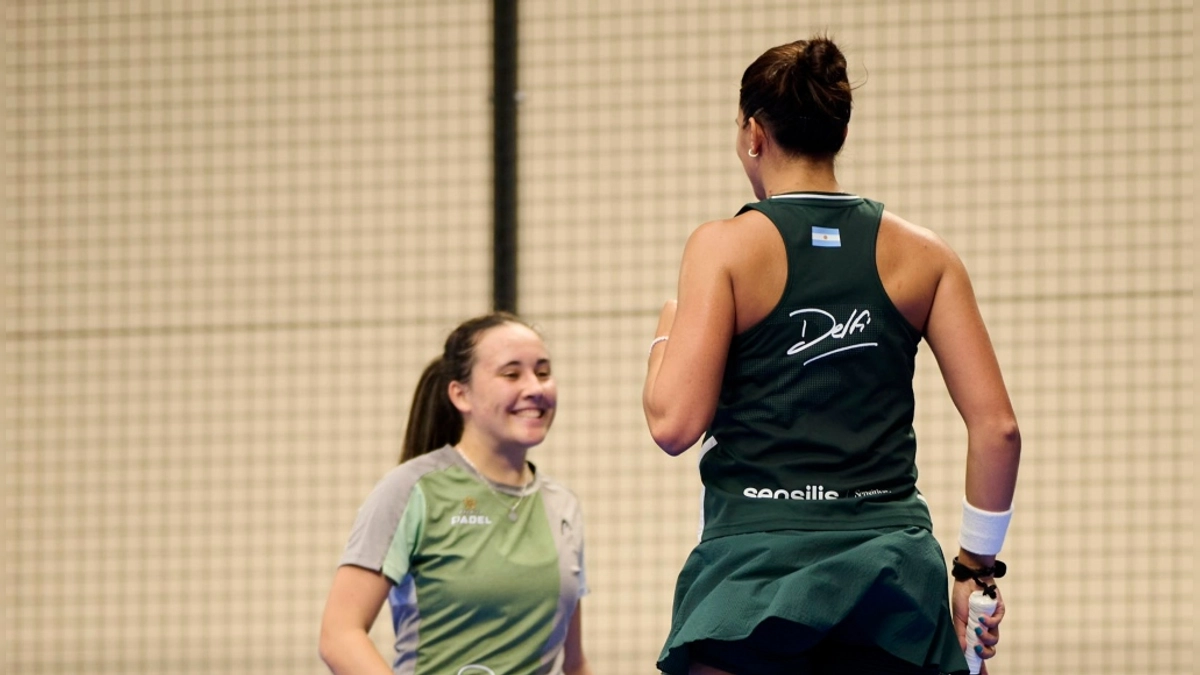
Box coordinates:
[923,244,1021,664]
[924,246,1021,518]
[318,565,393,675]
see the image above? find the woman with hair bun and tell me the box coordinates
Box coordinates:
[643,36,1020,674]
[320,313,592,675]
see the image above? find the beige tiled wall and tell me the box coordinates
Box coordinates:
[6,2,1192,674]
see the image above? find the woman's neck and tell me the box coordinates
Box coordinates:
[760,156,841,197]
[455,434,531,486]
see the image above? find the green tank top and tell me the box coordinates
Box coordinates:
[699,192,932,541]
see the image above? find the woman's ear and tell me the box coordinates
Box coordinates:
[747,116,768,156]
[447,380,471,414]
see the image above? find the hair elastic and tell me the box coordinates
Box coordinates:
[951,557,1007,598]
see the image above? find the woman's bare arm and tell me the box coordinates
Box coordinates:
[643,219,739,454]
[318,565,393,675]
[924,247,1021,517]
[561,601,594,675]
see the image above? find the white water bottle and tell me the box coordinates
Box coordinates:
[964,590,997,674]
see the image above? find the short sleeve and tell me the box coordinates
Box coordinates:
[382,486,425,582]
[339,466,426,583]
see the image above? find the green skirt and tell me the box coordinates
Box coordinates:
[657,527,968,675]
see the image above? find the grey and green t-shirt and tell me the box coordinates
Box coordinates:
[340,445,587,675]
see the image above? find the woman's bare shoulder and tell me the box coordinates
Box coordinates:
[685,209,779,262]
[879,209,960,267]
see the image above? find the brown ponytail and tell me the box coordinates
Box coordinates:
[400,357,461,462]
[399,311,532,462]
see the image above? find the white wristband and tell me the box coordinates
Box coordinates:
[959,497,1013,556]
[648,335,669,355]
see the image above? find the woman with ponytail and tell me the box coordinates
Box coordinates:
[320,313,592,675]
[643,36,1020,674]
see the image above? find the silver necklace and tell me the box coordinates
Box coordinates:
[455,447,533,522]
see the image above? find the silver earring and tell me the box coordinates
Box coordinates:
[748,148,759,158]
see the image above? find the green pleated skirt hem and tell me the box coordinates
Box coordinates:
[656,526,969,675]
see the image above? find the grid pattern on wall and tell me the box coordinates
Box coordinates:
[6,2,1193,674]
[6,3,494,672]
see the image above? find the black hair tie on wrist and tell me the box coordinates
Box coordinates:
[951,557,1007,599]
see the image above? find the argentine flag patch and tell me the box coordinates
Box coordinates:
[811,226,841,248]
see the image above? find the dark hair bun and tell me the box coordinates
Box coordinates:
[792,38,850,122]
[739,35,853,158]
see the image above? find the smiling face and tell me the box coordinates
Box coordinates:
[448,322,557,454]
